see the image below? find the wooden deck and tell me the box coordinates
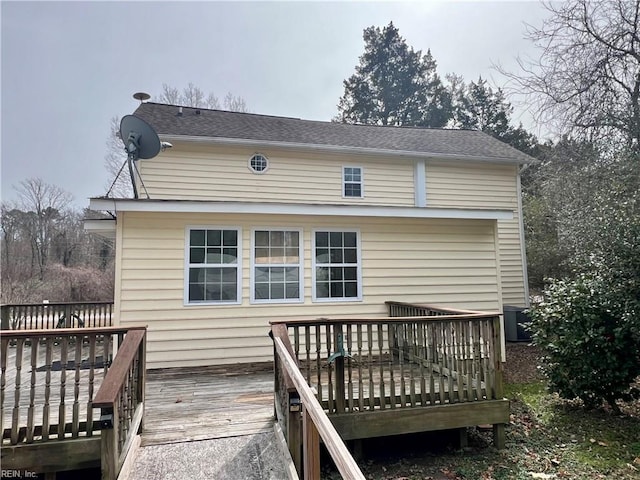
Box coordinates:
[142,365,276,446]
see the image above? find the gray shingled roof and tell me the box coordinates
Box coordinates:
[133,102,535,164]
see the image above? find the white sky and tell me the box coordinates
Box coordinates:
[1,1,550,208]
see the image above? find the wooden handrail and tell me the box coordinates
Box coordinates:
[385,300,494,316]
[1,326,143,339]
[274,336,365,480]
[93,330,146,408]
[92,328,146,480]
[270,313,500,327]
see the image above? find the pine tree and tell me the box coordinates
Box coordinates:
[336,22,451,127]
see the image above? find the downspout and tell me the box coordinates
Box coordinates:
[517,165,530,307]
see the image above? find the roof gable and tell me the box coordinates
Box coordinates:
[133,102,535,164]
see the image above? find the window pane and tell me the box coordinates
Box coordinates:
[255,230,269,246]
[271,267,284,282]
[220,283,237,301]
[205,284,221,301]
[315,248,329,263]
[189,284,204,301]
[271,283,285,299]
[316,267,329,282]
[221,268,236,282]
[316,282,329,298]
[206,248,222,264]
[344,232,357,247]
[285,284,299,299]
[344,248,357,264]
[285,267,299,281]
[285,231,299,247]
[190,230,205,246]
[189,268,204,282]
[330,282,344,297]
[222,248,237,263]
[345,282,358,297]
[285,248,299,263]
[344,267,357,281]
[206,230,221,246]
[255,248,269,263]
[330,248,343,263]
[330,267,343,281]
[316,231,329,247]
[330,232,343,248]
[205,267,221,283]
[223,230,237,246]
[255,267,269,282]
[190,247,205,264]
[255,283,269,299]
[270,231,284,247]
[271,247,285,261]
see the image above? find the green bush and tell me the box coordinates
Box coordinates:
[529,274,640,412]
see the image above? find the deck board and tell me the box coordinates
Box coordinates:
[141,366,276,446]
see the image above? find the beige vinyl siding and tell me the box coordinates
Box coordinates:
[426,161,526,306]
[116,211,501,368]
[138,144,414,206]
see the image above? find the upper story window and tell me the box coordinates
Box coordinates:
[249,154,269,173]
[312,230,362,302]
[186,227,241,304]
[343,166,363,198]
[251,229,303,303]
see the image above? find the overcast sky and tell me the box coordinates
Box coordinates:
[1,1,550,208]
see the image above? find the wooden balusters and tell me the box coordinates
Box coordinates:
[27,338,38,442]
[1,301,114,330]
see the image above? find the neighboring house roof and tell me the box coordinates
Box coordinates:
[133,102,536,164]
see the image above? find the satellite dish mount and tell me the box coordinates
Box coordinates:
[119,115,162,198]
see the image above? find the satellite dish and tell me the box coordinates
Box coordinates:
[119,115,161,161]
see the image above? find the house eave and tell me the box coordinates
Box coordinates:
[88,198,513,221]
[159,134,531,165]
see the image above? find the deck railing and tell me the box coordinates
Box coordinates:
[1,301,114,330]
[1,326,145,478]
[94,328,146,480]
[272,324,365,480]
[272,303,507,447]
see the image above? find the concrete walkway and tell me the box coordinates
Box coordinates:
[125,430,290,480]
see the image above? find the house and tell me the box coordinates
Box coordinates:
[87,102,534,369]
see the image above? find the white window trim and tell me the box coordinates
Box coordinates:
[311,228,362,303]
[248,153,269,174]
[342,165,364,199]
[184,225,243,306]
[250,227,304,304]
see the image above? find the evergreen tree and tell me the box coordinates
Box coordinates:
[336,22,451,127]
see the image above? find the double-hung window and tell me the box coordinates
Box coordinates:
[186,227,241,304]
[343,166,363,198]
[251,229,303,303]
[313,230,361,301]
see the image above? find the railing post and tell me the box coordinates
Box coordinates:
[288,392,302,475]
[100,405,119,480]
[1,305,9,330]
[302,406,320,480]
[333,324,346,414]
[492,315,505,449]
